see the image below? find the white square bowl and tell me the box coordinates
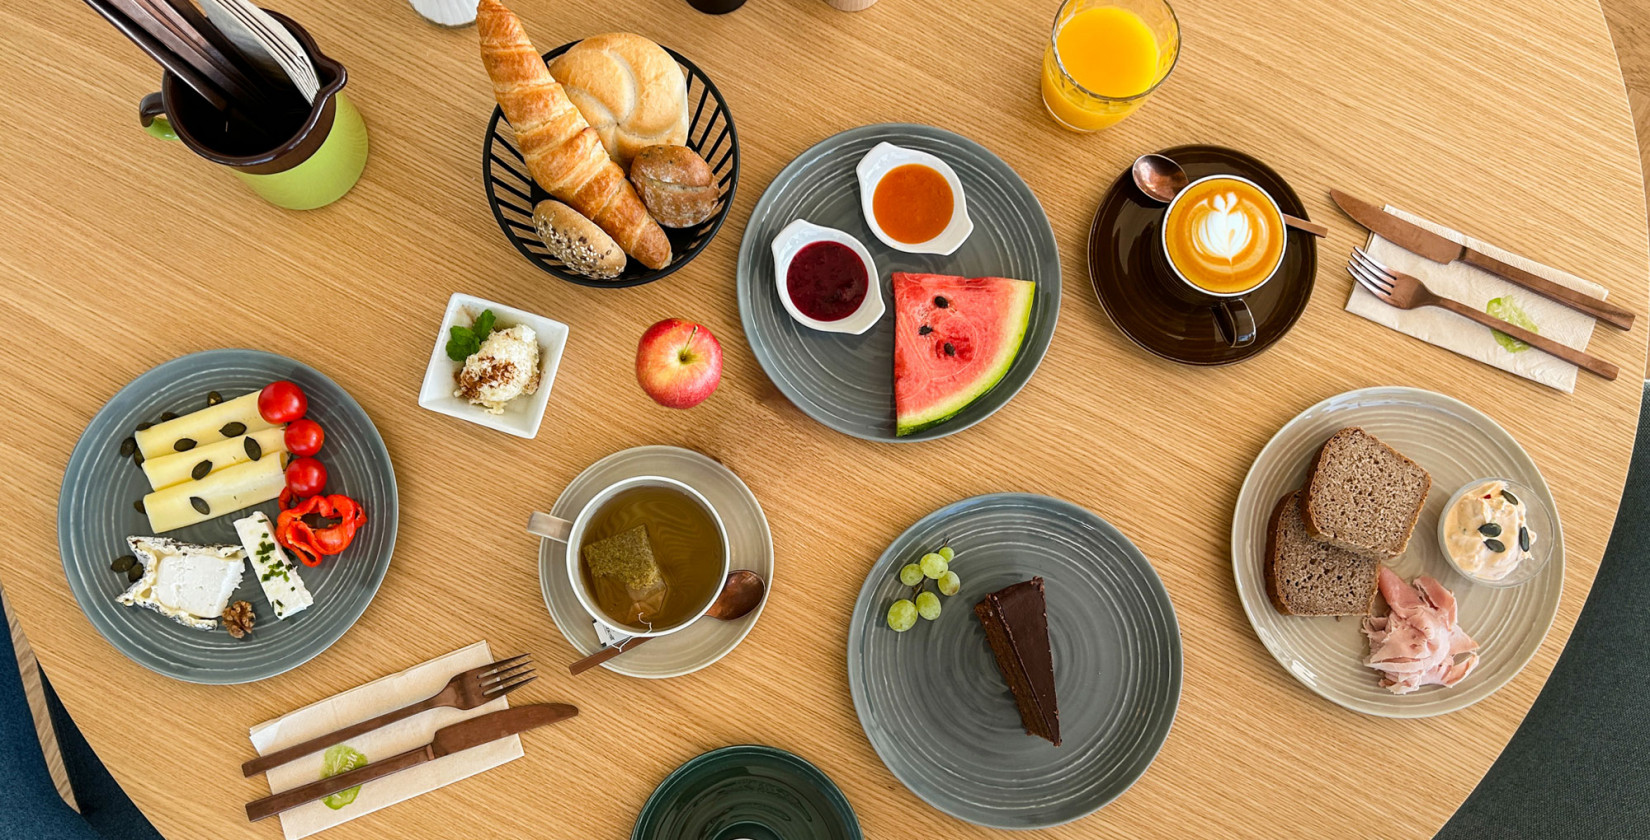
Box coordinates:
[418,293,568,438]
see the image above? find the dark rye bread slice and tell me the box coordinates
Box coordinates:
[1302,427,1431,560]
[1265,491,1380,616]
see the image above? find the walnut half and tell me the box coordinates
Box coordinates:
[223,601,255,639]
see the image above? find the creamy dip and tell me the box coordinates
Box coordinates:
[454,324,541,413]
[1444,480,1535,581]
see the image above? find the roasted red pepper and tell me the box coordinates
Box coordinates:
[275,493,366,567]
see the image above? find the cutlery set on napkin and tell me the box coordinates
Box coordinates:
[244,642,576,838]
[1331,189,1633,391]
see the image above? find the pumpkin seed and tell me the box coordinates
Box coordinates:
[133,499,145,514]
[134,421,153,431]
[190,496,210,515]
[1477,522,1503,537]
[1519,526,1531,552]
[132,449,144,467]
[220,421,246,437]
[244,437,262,461]
[1484,538,1507,553]
[1501,488,1520,506]
[111,555,135,572]
[191,460,213,481]
[127,565,144,583]
[173,438,196,452]
[119,437,136,457]
[934,296,949,308]
[160,411,177,421]
[943,342,956,356]
[918,325,933,335]
[207,390,223,406]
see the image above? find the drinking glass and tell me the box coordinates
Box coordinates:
[1040,0,1180,132]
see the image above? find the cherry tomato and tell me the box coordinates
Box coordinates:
[284,419,325,457]
[258,381,308,424]
[285,457,328,498]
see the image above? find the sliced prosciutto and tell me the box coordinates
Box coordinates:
[1361,567,1479,695]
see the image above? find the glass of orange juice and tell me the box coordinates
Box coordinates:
[1041,0,1179,132]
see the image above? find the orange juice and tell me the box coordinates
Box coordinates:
[1041,1,1177,131]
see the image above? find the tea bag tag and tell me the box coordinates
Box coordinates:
[593,621,633,648]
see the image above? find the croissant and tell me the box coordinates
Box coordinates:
[478,0,671,270]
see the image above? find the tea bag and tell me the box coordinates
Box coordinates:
[581,525,668,626]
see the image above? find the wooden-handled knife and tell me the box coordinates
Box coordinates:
[1330,189,1635,330]
[245,703,578,822]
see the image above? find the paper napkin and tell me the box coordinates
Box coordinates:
[1345,206,1608,393]
[248,642,523,840]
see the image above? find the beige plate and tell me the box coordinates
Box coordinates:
[1231,386,1563,717]
[538,445,773,678]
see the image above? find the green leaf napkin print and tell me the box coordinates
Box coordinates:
[320,744,369,810]
[1487,297,1537,353]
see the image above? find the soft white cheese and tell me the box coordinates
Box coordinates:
[117,537,245,630]
[233,512,313,620]
[454,324,541,413]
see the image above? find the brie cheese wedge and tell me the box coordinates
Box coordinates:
[233,512,312,620]
[117,537,245,630]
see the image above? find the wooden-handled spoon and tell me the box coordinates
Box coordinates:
[568,570,766,675]
[1132,153,1330,237]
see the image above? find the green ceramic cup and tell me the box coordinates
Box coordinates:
[137,12,367,211]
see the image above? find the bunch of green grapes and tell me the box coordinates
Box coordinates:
[886,545,963,631]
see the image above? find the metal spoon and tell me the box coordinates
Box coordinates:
[1132,153,1328,237]
[567,570,767,675]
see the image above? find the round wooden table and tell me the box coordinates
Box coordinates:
[0,0,1644,837]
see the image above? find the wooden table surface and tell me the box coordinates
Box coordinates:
[1,0,1645,837]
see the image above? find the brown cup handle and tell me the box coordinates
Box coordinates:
[1212,298,1257,348]
[138,93,178,141]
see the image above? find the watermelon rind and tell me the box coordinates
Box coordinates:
[896,282,1035,436]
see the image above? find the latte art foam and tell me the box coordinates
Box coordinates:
[1164,177,1285,295]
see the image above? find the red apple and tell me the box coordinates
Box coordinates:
[636,318,722,408]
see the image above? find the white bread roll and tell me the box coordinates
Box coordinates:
[548,33,689,169]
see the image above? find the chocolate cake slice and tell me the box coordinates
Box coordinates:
[974,577,1059,746]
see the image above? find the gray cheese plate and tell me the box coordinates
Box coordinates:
[847,493,1181,829]
[737,123,1061,442]
[58,349,397,684]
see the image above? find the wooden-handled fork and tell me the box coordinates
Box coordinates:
[1348,248,1619,381]
[241,654,536,777]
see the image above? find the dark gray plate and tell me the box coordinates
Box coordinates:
[847,494,1181,829]
[58,349,397,684]
[737,124,1061,442]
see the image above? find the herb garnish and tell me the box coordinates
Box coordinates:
[445,309,497,362]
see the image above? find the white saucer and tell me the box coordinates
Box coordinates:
[538,445,773,678]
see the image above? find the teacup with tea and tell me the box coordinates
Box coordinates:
[1159,174,1287,346]
[528,476,728,638]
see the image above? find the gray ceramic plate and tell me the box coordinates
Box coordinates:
[1232,386,1564,717]
[847,493,1181,829]
[58,350,397,684]
[632,745,861,840]
[737,124,1061,442]
[539,446,772,679]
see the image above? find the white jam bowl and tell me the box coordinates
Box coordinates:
[770,218,885,335]
[854,141,973,255]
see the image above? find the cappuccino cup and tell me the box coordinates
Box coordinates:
[1159,175,1287,347]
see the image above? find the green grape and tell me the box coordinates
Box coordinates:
[919,553,949,579]
[937,570,961,597]
[915,591,942,620]
[898,563,924,587]
[938,546,955,562]
[887,599,918,632]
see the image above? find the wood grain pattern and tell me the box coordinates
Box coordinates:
[0,0,1645,838]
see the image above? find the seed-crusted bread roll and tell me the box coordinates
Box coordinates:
[548,33,689,169]
[533,200,626,280]
[477,0,671,269]
[629,145,719,228]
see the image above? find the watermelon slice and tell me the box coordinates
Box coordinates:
[893,272,1035,436]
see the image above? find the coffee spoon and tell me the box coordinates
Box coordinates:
[567,570,767,675]
[1131,153,1329,237]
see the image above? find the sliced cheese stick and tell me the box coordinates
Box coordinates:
[134,392,276,460]
[233,512,312,620]
[141,427,288,491]
[144,454,288,533]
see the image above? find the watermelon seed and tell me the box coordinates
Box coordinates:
[934,296,949,308]
[918,325,933,335]
[943,342,956,356]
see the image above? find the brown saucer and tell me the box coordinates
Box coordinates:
[1088,145,1317,365]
